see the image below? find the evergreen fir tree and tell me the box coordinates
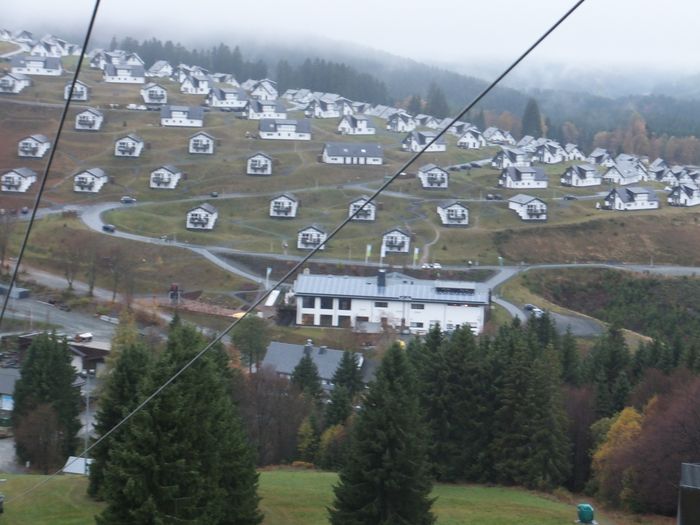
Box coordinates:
[611,371,631,412]
[329,345,435,525]
[12,332,81,467]
[325,386,353,427]
[331,352,363,397]
[296,414,321,463]
[521,98,544,138]
[560,329,581,385]
[524,346,572,489]
[97,323,262,525]
[473,109,486,131]
[594,369,613,418]
[407,94,423,115]
[291,353,323,400]
[230,315,269,373]
[425,83,449,119]
[88,340,153,498]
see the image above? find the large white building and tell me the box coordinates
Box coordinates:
[207,87,247,110]
[103,63,145,84]
[11,55,62,76]
[602,187,659,211]
[150,165,182,189]
[64,79,89,101]
[499,166,548,189]
[114,134,144,157]
[248,99,287,120]
[0,72,31,94]
[437,201,469,227]
[508,194,548,221]
[270,193,298,218]
[186,203,218,230]
[189,132,215,154]
[337,115,375,135]
[292,271,490,334]
[140,82,167,105]
[349,196,376,221]
[560,164,601,187]
[1,167,37,192]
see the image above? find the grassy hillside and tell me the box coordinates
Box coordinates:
[0,469,673,525]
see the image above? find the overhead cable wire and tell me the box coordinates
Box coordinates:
[6,0,586,504]
[0,0,103,330]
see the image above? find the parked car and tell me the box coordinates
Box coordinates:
[523,304,537,311]
[102,224,116,233]
[210,191,219,197]
[432,263,442,269]
[531,307,545,318]
[563,195,577,201]
[120,196,136,204]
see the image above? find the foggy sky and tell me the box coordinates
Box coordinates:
[0,0,695,71]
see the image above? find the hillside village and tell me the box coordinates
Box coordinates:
[2,21,700,525]
[1,29,700,326]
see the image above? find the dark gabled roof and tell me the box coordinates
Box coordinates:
[350,195,374,206]
[250,99,285,113]
[160,105,204,120]
[258,119,311,134]
[117,133,143,143]
[23,134,50,143]
[248,151,272,161]
[324,142,383,158]
[509,194,545,206]
[503,166,547,182]
[262,341,345,381]
[78,167,106,179]
[157,165,180,174]
[7,167,37,178]
[405,131,446,146]
[298,224,326,234]
[189,131,215,140]
[383,227,410,237]
[79,108,103,118]
[418,163,447,173]
[104,63,145,77]
[11,54,62,70]
[272,192,297,202]
[608,186,659,204]
[189,203,217,214]
[438,200,467,210]
[142,81,166,91]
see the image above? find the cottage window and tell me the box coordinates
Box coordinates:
[302,296,316,309]
[411,303,425,310]
[338,298,352,310]
[374,301,388,308]
[320,297,334,310]
[410,322,424,328]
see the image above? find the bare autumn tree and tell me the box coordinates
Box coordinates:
[85,235,101,296]
[102,245,130,302]
[628,377,700,514]
[56,234,87,289]
[14,403,64,474]
[236,367,311,465]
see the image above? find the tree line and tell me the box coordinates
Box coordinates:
[13,307,700,521]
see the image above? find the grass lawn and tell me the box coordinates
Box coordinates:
[0,469,673,525]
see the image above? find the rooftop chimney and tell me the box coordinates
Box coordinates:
[304,339,313,356]
[377,269,386,289]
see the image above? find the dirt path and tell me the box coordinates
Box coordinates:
[419,221,441,264]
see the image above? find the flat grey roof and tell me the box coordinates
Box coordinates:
[293,272,489,305]
[261,341,347,381]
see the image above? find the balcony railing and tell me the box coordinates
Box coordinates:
[191,142,211,152]
[20,144,38,154]
[75,180,94,190]
[189,216,210,226]
[384,239,405,249]
[446,213,466,221]
[526,209,546,217]
[300,236,321,246]
[2,180,20,189]
[0,81,15,91]
[148,91,165,100]
[427,176,446,186]
[272,205,292,214]
[117,144,136,154]
[249,164,270,173]
[152,176,171,186]
[77,117,95,127]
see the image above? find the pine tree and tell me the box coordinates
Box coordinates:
[332,352,363,398]
[521,98,544,138]
[325,386,353,427]
[425,83,449,119]
[524,346,572,489]
[560,329,581,385]
[88,340,153,498]
[291,352,323,399]
[97,323,262,525]
[13,332,81,469]
[407,94,423,115]
[611,371,631,412]
[329,345,435,525]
